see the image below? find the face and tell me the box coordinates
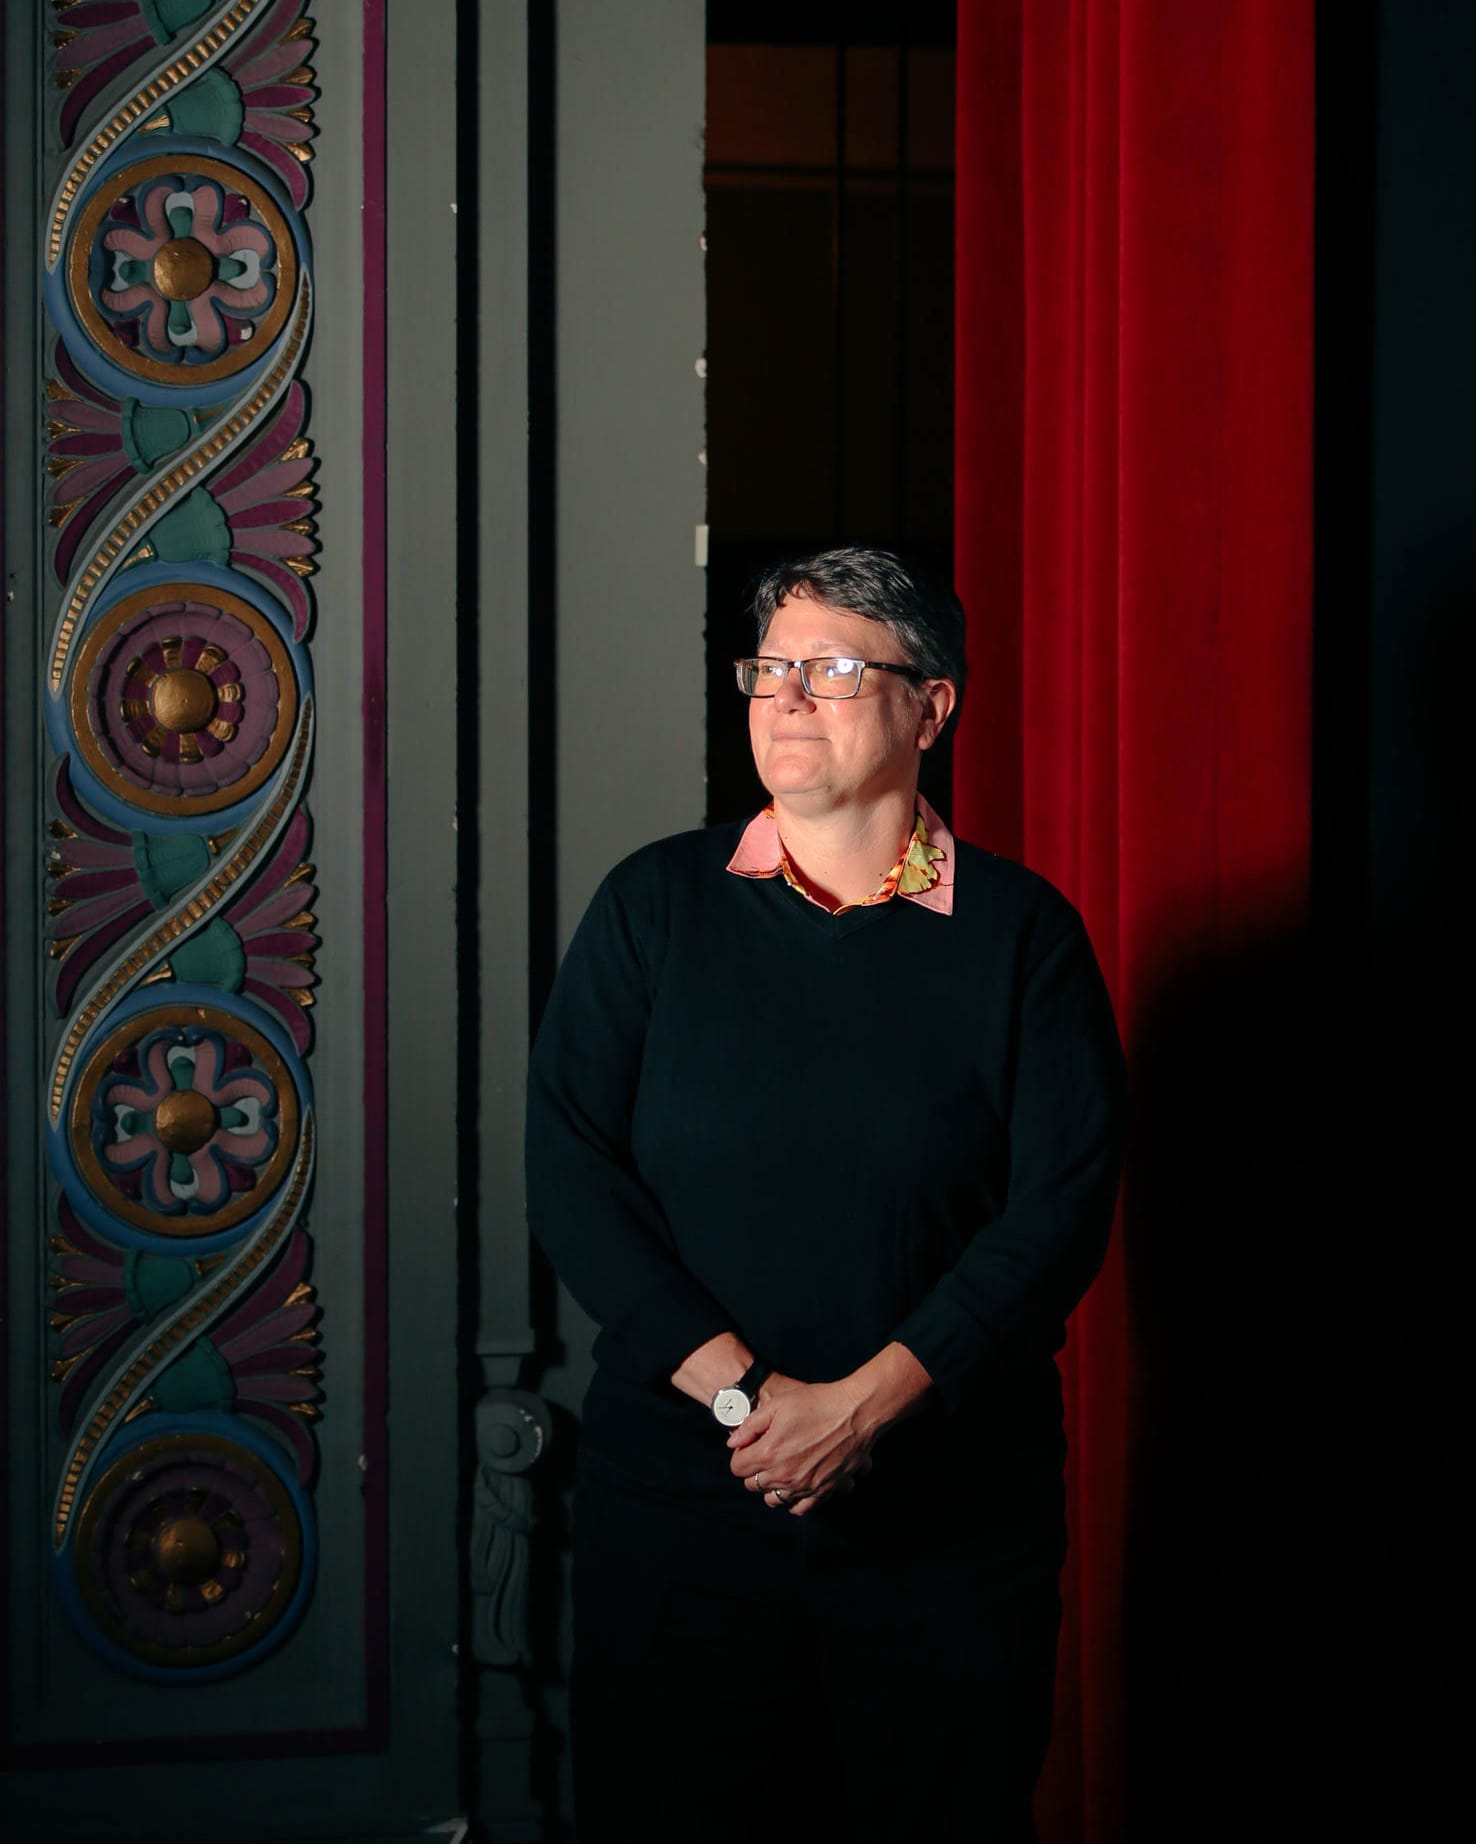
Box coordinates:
[747,595,956,815]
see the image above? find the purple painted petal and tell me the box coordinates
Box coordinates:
[233,37,310,91]
[55,759,130,844]
[226,813,311,926]
[242,977,313,1053]
[243,929,315,960]
[50,455,132,504]
[229,1345,318,1379]
[60,1324,137,1434]
[54,469,135,582]
[241,1402,316,1484]
[229,527,314,559]
[50,866,139,902]
[223,1159,259,1195]
[60,37,152,143]
[55,901,153,1012]
[63,17,147,63]
[53,432,121,458]
[234,885,315,936]
[53,342,113,403]
[64,2,141,25]
[244,109,319,145]
[51,886,150,942]
[240,1374,318,1402]
[60,1301,135,1357]
[215,457,312,512]
[235,132,311,209]
[57,1198,122,1259]
[57,1253,125,1286]
[208,384,305,499]
[46,836,132,871]
[228,549,312,637]
[247,957,315,988]
[54,398,121,433]
[53,1285,129,1316]
[227,502,313,536]
[218,1305,317,1361]
[240,83,312,110]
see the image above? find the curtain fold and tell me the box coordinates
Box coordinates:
[954,5,1314,1837]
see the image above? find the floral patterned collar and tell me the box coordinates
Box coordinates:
[726,793,955,916]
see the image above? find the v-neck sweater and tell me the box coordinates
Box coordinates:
[526,817,1127,1508]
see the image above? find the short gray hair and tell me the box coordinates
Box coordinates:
[751,547,968,716]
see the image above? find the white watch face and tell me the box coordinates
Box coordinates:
[711,1387,750,1428]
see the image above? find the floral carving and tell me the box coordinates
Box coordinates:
[116,383,318,638]
[93,1024,281,1216]
[45,340,213,584]
[51,0,214,147]
[214,0,318,209]
[54,1,317,205]
[203,379,317,636]
[44,0,325,1683]
[47,759,319,1047]
[98,174,277,365]
[51,1204,322,1481]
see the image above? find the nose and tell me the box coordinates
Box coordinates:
[773,662,816,711]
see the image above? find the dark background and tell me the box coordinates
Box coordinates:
[703,2,1470,1836]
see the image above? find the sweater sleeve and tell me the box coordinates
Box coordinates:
[525,864,734,1388]
[891,912,1128,1409]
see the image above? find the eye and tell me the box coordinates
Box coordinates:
[821,658,860,679]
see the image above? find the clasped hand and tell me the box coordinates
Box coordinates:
[727,1372,876,1517]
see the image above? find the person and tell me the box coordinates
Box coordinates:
[525,547,1126,1844]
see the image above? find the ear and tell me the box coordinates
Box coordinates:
[915,678,958,752]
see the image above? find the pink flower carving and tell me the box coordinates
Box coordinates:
[97,1027,280,1217]
[100,177,276,364]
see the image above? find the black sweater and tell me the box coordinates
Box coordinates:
[526,819,1127,1515]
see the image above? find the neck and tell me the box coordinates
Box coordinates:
[772,787,919,910]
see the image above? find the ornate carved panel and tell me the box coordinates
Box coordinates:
[5,0,474,1831]
[37,0,324,1688]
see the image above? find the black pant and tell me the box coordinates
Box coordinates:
[571,1451,1064,1844]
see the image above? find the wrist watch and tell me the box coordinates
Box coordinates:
[710,1359,770,1428]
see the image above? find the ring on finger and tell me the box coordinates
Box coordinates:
[771,1487,788,1505]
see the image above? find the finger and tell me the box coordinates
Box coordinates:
[730,1433,784,1477]
[725,1406,774,1450]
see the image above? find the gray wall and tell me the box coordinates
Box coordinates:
[469,0,708,1828]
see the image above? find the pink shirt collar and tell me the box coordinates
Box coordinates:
[726,793,956,916]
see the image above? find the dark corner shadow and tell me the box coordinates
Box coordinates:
[1121,618,1468,1843]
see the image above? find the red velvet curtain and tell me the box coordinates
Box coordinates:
[953,4,1314,1837]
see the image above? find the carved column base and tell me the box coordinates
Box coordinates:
[470,1387,552,1842]
[475,1668,543,1844]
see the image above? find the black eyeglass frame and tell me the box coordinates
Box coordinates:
[733,656,926,700]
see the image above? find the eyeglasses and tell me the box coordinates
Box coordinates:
[733,656,923,700]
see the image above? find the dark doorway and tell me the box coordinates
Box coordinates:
[704,2,958,822]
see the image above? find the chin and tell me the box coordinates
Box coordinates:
[759,763,822,795]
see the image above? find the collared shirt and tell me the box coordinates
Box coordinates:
[725,792,956,916]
